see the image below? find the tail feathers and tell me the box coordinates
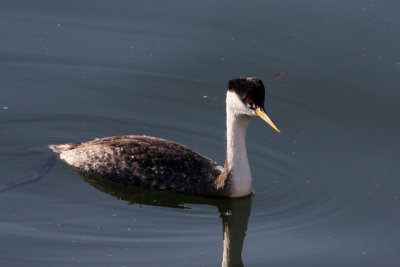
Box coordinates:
[49,144,75,154]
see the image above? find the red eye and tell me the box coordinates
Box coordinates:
[246,98,252,103]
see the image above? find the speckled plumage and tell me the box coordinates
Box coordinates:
[50,77,280,198]
[50,135,232,196]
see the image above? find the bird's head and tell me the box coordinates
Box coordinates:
[227,77,280,133]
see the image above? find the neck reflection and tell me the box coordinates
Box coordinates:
[80,173,252,267]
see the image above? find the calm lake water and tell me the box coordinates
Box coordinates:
[1,0,399,266]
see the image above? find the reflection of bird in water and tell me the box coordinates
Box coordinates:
[50,77,280,197]
[82,173,252,267]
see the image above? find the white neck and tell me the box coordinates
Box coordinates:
[225,92,253,197]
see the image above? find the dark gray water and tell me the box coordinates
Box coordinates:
[1,0,399,266]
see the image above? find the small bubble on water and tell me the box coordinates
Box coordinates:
[3,106,8,110]
[223,211,232,216]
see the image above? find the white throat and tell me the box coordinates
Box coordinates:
[225,91,253,197]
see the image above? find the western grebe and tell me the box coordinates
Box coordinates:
[50,77,280,197]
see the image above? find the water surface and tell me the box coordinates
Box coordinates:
[1,1,399,266]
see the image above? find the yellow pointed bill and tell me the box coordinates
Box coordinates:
[255,108,281,133]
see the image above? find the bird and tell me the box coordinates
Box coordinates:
[49,77,280,198]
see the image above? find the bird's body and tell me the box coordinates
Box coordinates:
[50,135,231,196]
[50,77,280,198]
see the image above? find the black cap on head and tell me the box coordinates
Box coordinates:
[228,77,265,109]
